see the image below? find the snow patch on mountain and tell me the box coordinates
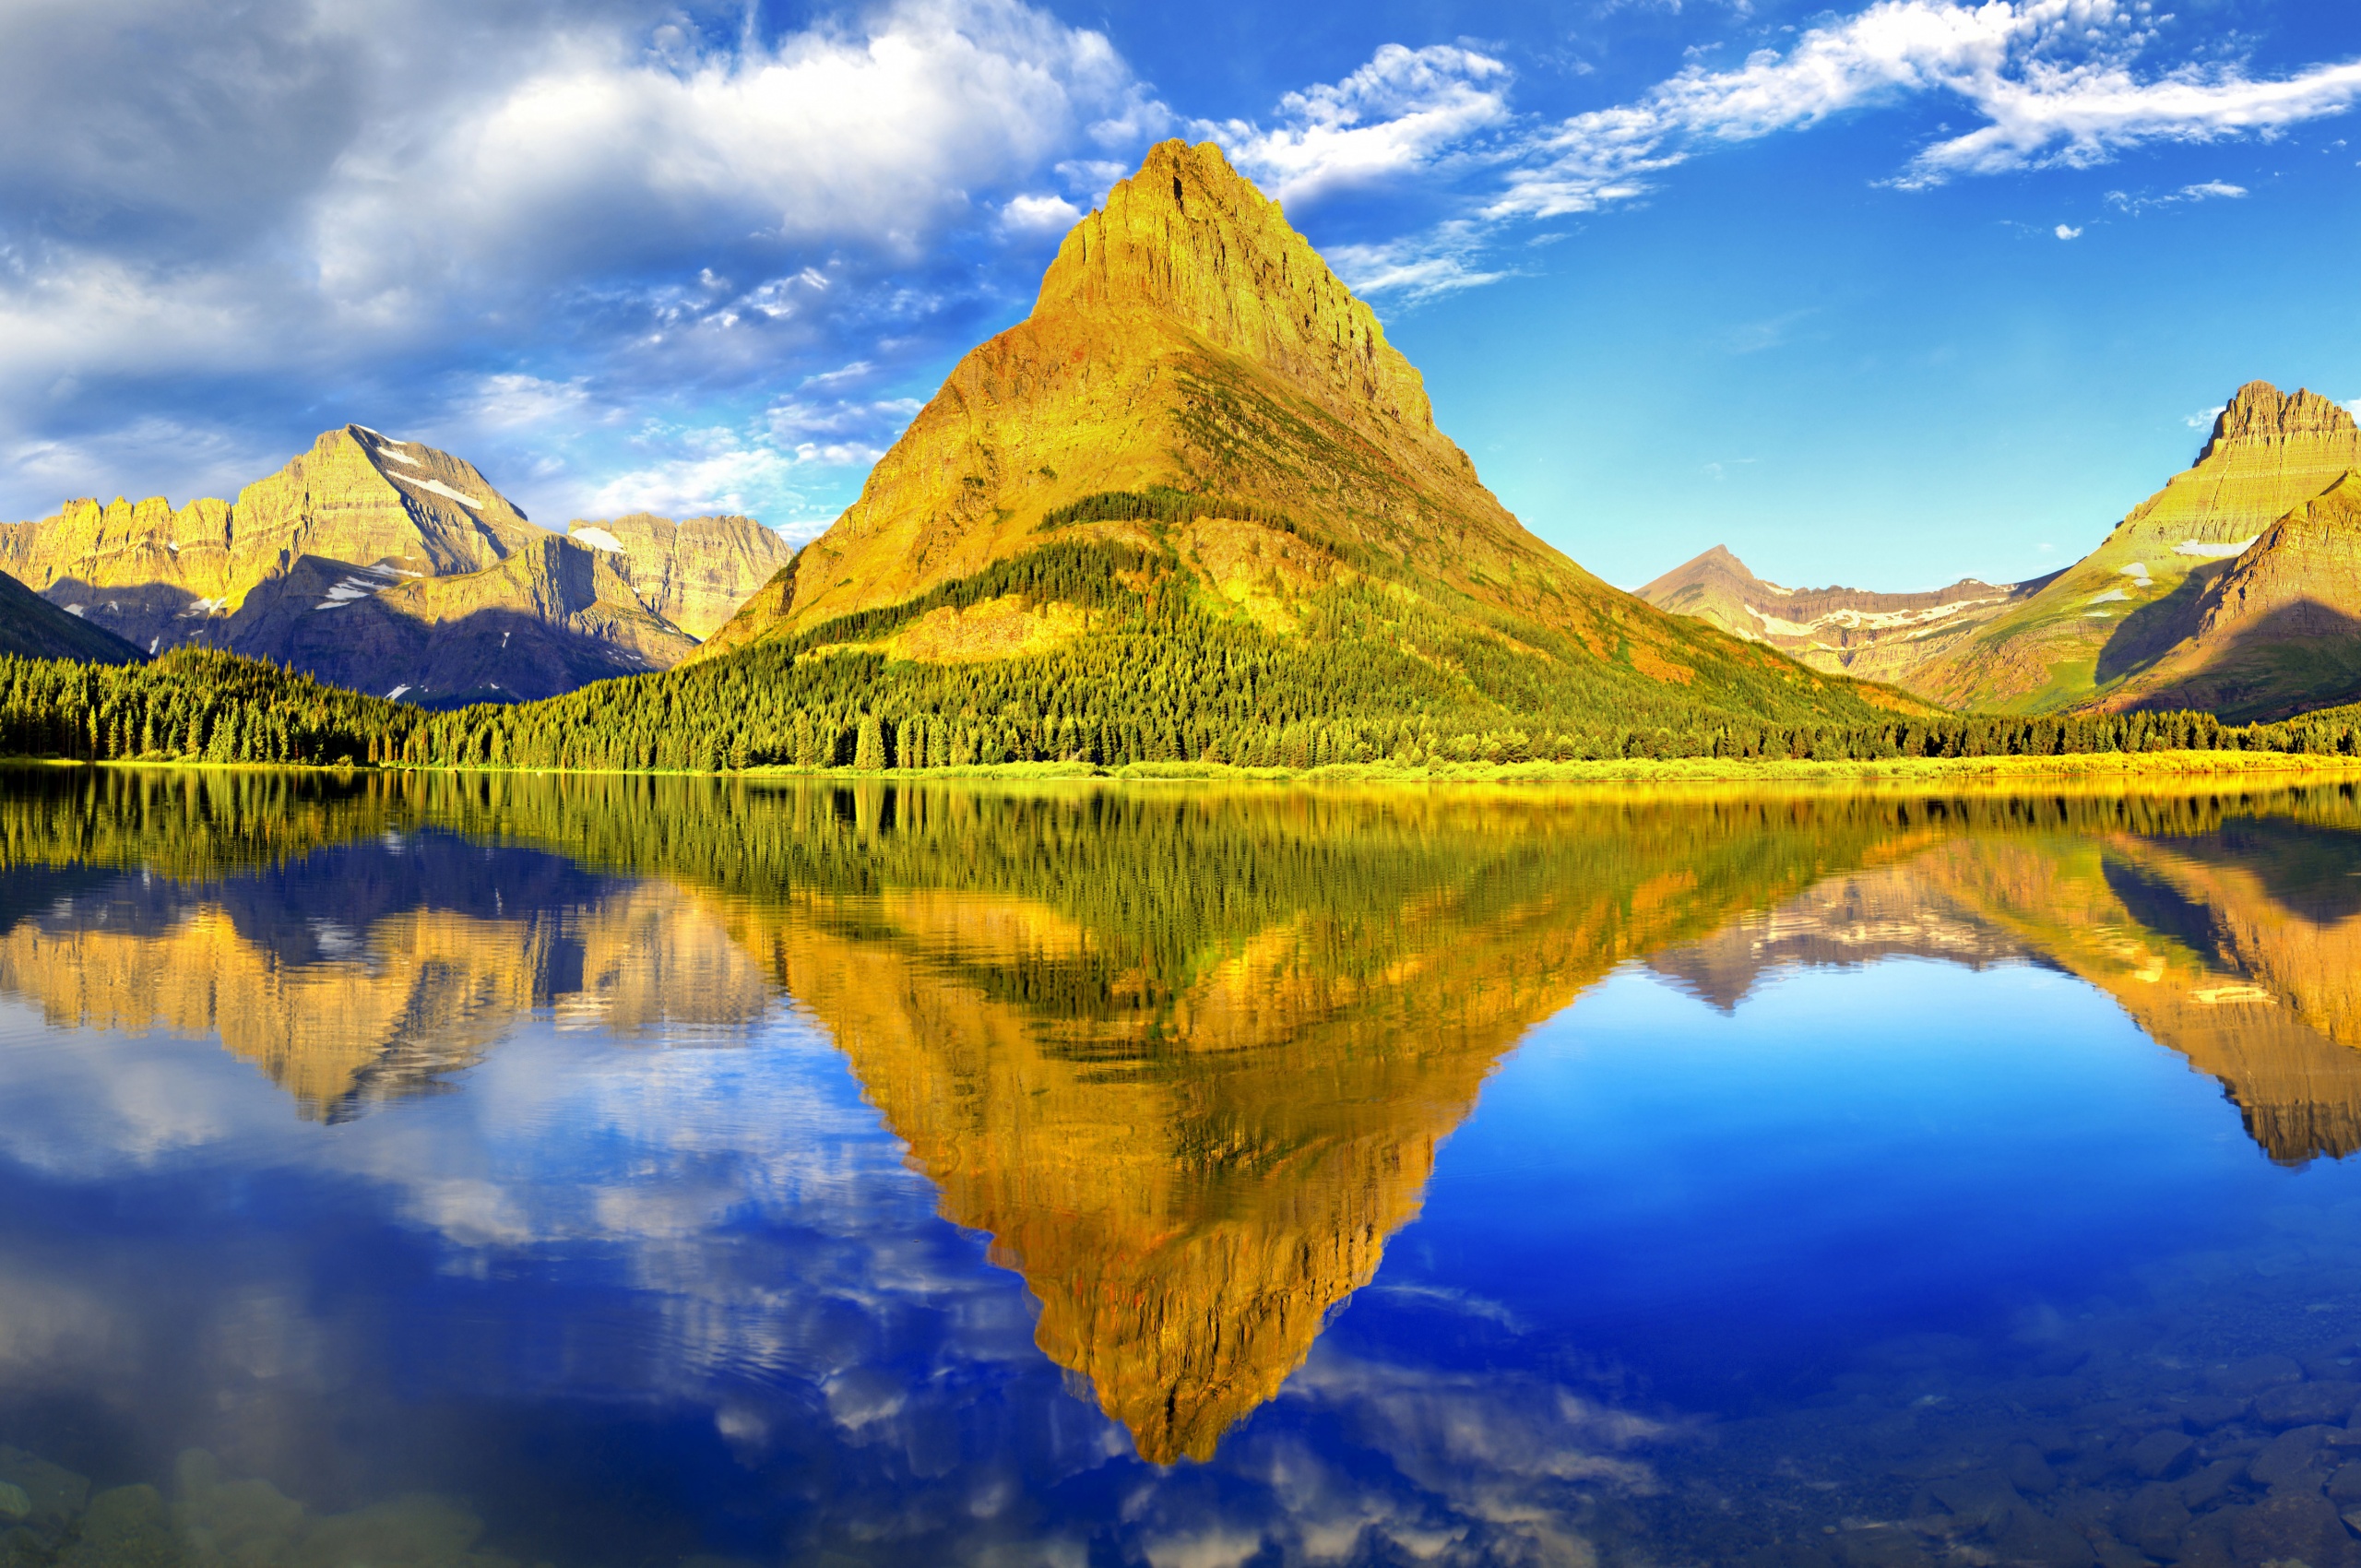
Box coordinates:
[397,475,482,512]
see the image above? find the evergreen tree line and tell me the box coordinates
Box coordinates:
[1037,487,1295,533]
[5,530,2361,773]
[9,644,2361,774]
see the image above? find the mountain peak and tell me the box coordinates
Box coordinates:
[2201,381,2357,461]
[1032,138,1436,434]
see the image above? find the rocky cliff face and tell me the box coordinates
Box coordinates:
[567,513,797,639]
[1635,544,2052,688]
[1912,382,2360,713]
[691,141,1906,724]
[0,426,787,703]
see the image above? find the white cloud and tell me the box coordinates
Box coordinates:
[999,192,1084,234]
[309,0,1142,302]
[466,374,591,430]
[1225,2,2361,304]
[0,0,1157,524]
[1322,221,1509,300]
[1494,0,2361,218]
[2055,223,2082,238]
[1204,43,1516,207]
[579,404,908,534]
[2106,178,2250,212]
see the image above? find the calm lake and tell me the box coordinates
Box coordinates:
[7,769,2361,1568]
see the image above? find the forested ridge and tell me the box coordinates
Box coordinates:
[6,536,2361,771]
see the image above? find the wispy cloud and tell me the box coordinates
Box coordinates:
[1224,1,2360,295]
[2106,179,2250,212]
[1197,44,1517,208]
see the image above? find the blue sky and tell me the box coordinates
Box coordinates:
[2,0,2355,591]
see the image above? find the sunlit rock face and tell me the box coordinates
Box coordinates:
[564,513,797,641]
[0,428,786,704]
[1913,381,2361,714]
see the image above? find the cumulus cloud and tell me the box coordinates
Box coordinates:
[2055,223,2083,238]
[0,0,1156,523]
[999,192,1085,233]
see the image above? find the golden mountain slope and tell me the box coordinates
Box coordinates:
[694,141,1917,726]
[1914,382,2360,713]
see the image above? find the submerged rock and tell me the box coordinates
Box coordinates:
[0,1451,89,1528]
[64,1485,182,1568]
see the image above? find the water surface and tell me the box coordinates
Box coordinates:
[6,771,2361,1567]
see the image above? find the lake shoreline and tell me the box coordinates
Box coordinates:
[13,748,2361,788]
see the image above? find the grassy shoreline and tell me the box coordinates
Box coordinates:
[18,748,2361,790]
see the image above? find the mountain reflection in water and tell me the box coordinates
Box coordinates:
[6,768,2361,1565]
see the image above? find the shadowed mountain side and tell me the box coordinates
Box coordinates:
[225,540,697,705]
[2107,600,2361,724]
[0,568,146,664]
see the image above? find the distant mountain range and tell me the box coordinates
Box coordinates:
[1640,382,2361,720]
[1634,545,2059,687]
[0,428,791,705]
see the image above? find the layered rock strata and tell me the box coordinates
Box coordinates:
[1636,544,2052,687]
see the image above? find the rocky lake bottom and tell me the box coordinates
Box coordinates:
[7,768,2361,1568]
